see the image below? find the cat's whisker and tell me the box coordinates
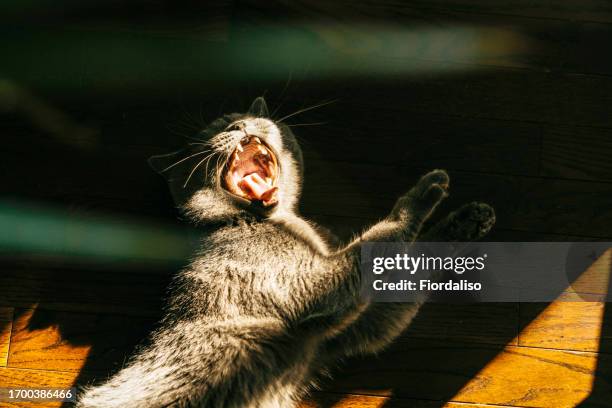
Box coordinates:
[271,71,293,119]
[203,151,220,180]
[208,153,226,185]
[276,99,337,123]
[161,149,211,173]
[183,153,215,188]
[215,154,223,172]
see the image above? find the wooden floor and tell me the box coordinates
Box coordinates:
[2,1,612,407]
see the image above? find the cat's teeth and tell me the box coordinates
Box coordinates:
[258,146,268,155]
[253,137,261,144]
[236,143,244,152]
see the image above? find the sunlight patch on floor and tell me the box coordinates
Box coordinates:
[8,307,91,373]
[452,249,611,407]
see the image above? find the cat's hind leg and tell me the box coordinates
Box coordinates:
[76,317,305,408]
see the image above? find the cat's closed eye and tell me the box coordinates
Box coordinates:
[226,122,245,132]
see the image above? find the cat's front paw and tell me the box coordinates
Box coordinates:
[426,201,495,241]
[451,202,496,240]
[413,169,450,205]
[416,169,450,192]
[392,169,450,220]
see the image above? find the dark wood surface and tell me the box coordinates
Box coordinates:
[1,1,611,407]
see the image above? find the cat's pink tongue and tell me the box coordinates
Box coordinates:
[238,173,278,206]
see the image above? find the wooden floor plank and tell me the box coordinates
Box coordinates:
[0,266,169,316]
[305,119,612,184]
[301,391,522,408]
[0,307,13,367]
[8,308,155,373]
[298,116,541,177]
[322,339,611,407]
[304,213,609,245]
[555,248,611,297]
[0,367,89,408]
[403,303,518,346]
[301,159,612,238]
[267,70,612,130]
[542,125,612,182]
[519,250,612,354]
[519,300,611,354]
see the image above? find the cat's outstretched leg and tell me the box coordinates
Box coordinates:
[358,169,450,243]
[292,170,450,336]
[294,170,449,338]
[321,201,495,359]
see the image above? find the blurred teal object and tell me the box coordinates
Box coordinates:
[0,200,197,266]
[0,24,530,93]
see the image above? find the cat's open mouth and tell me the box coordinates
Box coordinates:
[222,136,279,206]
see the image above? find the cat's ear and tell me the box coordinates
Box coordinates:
[148,150,184,179]
[248,96,269,117]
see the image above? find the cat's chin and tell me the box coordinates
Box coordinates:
[222,136,279,207]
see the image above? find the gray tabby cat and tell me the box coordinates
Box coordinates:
[77,97,495,408]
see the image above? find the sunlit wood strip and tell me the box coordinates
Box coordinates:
[0,367,86,408]
[452,249,611,406]
[301,391,523,407]
[7,308,91,372]
[0,307,13,367]
[519,295,609,352]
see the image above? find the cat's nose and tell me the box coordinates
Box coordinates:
[240,136,261,145]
